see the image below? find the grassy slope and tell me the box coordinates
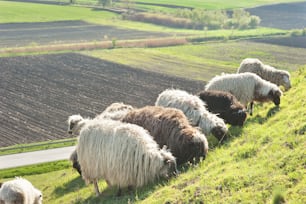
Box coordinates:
[2,67,304,203]
[86,41,306,81]
[141,67,306,204]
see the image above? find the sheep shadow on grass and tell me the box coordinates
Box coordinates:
[52,175,85,197]
[75,179,174,204]
[246,105,281,125]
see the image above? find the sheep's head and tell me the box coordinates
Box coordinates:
[34,188,43,204]
[159,147,178,179]
[269,89,282,106]
[67,114,84,135]
[227,107,248,126]
[281,72,291,91]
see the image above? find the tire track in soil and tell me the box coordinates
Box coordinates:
[0,53,204,147]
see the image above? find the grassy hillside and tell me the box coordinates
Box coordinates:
[1,67,304,203]
[86,41,306,81]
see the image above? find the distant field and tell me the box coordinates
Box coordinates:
[247,1,306,29]
[0,20,171,48]
[86,40,306,81]
[0,53,203,147]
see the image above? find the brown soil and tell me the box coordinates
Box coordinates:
[0,53,204,147]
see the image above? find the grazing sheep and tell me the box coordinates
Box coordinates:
[237,58,291,90]
[0,177,42,204]
[77,119,177,196]
[69,149,82,176]
[67,114,91,136]
[205,72,283,115]
[155,89,228,141]
[67,114,94,175]
[96,102,134,121]
[121,106,209,165]
[198,90,247,126]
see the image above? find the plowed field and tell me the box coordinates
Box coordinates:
[247,1,306,30]
[0,20,171,48]
[0,53,204,147]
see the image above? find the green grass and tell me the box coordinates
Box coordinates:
[0,1,117,23]
[85,40,306,81]
[70,0,305,13]
[2,67,304,203]
[0,161,70,179]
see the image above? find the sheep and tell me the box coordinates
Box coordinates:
[76,119,177,196]
[155,89,228,141]
[0,177,42,204]
[96,102,134,121]
[237,58,291,91]
[67,114,91,136]
[121,106,209,165]
[205,72,283,115]
[197,90,248,126]
[67,114,95,175]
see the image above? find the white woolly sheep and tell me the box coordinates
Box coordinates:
[237,58,291,90]
[121,106,209,165]
[95,102,134,121]
[0,177,42,204]
[67,114,91,136]
[77,119,177,196]
[155,89,228,141]
[67,114,95,175]
[205,72,283,115]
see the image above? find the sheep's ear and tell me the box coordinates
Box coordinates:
[0,182,2,188]
[162,145,168,151]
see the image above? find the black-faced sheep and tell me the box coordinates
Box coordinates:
[121,106,209,165]
[155,89,228,141]
[0,177,42,204]
[96,102,134,121]
[237,58,291,91]
[205,72,283,115]
[197,90,247,126]
[77,119,177,196]
[69,149,82,176]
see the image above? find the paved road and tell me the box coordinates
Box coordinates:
[0,146,76,170]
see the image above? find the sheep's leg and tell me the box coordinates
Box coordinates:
[93,180,100,196]
[250,102,254,116]
[116,187,122,197]
[128,185,134,194]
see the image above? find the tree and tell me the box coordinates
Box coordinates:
[99,0,112,7]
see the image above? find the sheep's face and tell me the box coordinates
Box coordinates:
[67,115,83,135]
[159,149,178,179]
[34,189,43,204]
[160,158,178,179]
[269,89,282,106]
[210,124,228,141]
[189,135,208,163]
[281,74,291,91]
[227,108,247,126]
